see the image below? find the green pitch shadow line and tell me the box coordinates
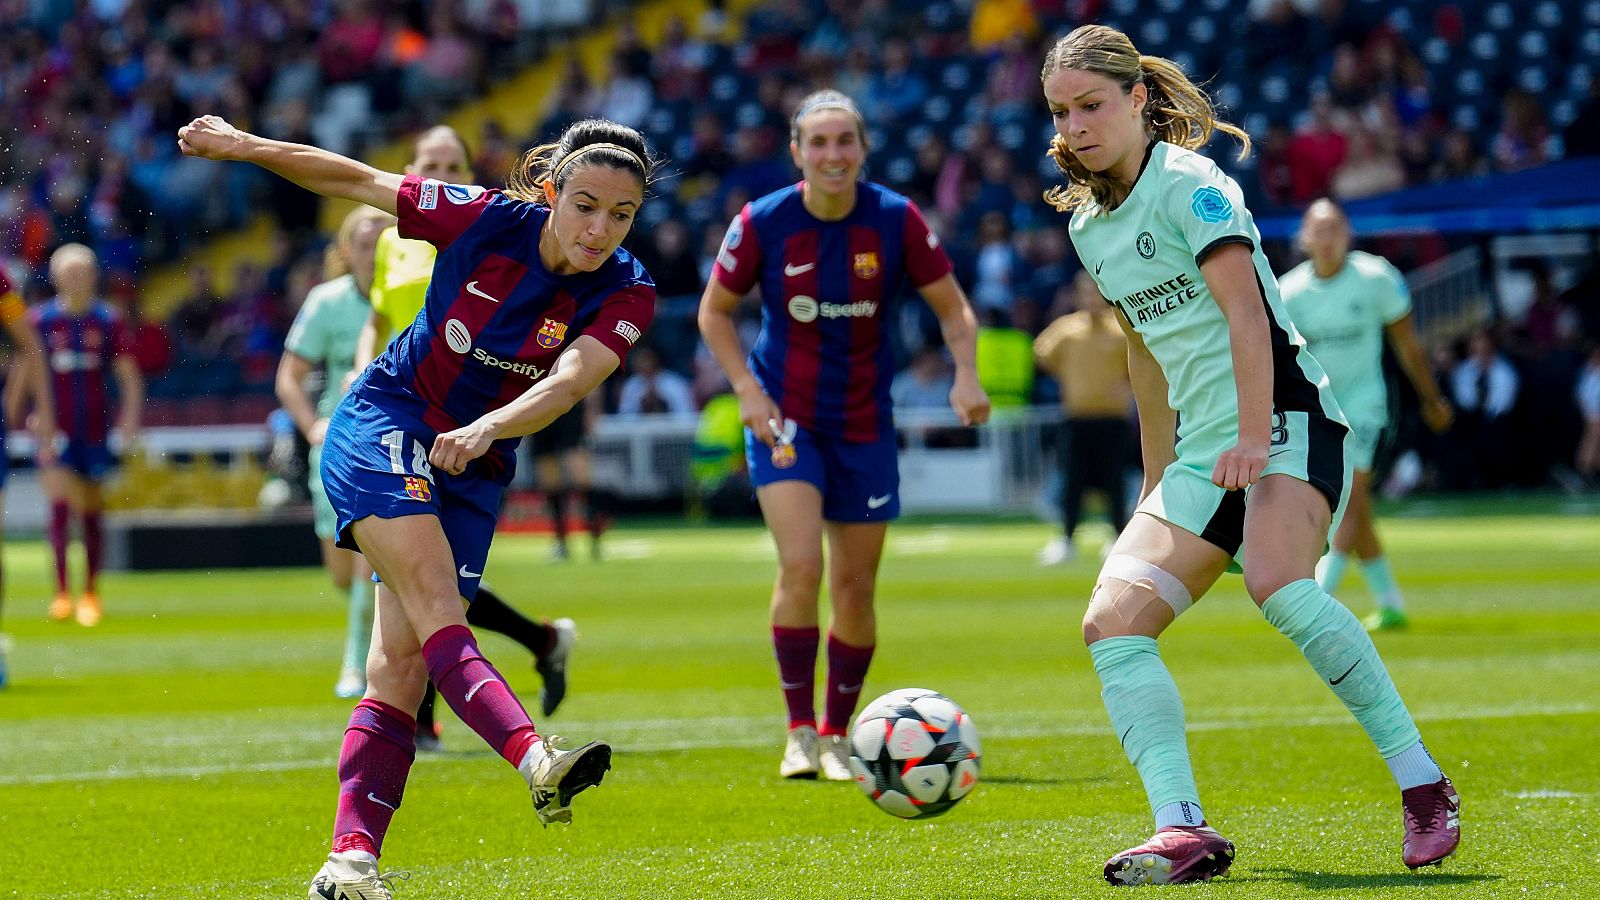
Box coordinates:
[1245,868,1501,889]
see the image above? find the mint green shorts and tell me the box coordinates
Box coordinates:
[1137,411,1351,564]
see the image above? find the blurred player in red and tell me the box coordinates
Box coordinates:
[35,244,143,627]
[699,90,990,781]
[0,265,55,686]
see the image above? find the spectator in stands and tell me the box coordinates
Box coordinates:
[891,345,955,411]
[1032,270,1132,565]
[617,345,696,417]
[1288,93,1349,202]
[653,15,711,102]
[1447,329,1520,489]
[634,219,702,299]
[972,211,1021,314]
[1431,126,1489,181]
[1492,88,1551,173]
[863,38,927,124]
[1331,126,1405,199]
[595,47,654,130]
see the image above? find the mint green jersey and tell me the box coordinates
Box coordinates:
[1279,251,1410,428]
[284,274,370,419]
[1068,142,1343,465]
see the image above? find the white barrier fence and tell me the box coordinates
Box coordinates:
[3,408,1068,532]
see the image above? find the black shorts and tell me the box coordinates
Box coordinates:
[528,405,587,458]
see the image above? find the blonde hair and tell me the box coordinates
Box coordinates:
[1041,24,1250,213]
[49,242,97,278]
[504,118,654,205]
[323,206,397,281]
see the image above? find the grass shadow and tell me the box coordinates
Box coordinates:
[1244,867,1501,890]
[983,773,1115,787]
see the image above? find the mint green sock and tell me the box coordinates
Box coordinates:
[1315,550,1349,594]
[341,578,374,673]
[1261,579,1421,756]
[1358,556,1405,612]
[1088,635,1201,819]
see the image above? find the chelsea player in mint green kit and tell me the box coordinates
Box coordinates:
[1280,200,1454,631]
[277,205,394,700]
[1042,25,1460,885]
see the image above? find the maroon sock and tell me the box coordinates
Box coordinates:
[331,699,416,859]
[420,624,538,765]
[821,633,875,736]
[772,625,819,729]
[48,502,70,594]
[83,512,102,594]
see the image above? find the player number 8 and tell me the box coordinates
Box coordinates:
[1269,412,1289,448]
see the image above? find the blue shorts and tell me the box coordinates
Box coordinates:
[746,425,899,523]
[57,438,117,480]
[320,394,505,601]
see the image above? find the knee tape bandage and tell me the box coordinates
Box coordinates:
[1096,554,1194,628]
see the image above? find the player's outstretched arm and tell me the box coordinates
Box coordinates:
[428,336,618,476]
[1116,312,1175,502]
[1201,243,1272,491]
[916,273,991,427]
[112,353,144,447]
[274,351,325,444]
[177,115,402,216]
[353,309,387,374]
[1384,313,1453,434]
[697,278,781,446]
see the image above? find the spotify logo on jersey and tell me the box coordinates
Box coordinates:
[788,295,819,323]
[444,318,472,354]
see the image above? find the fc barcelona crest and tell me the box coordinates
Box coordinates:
[536,318,568,349]
[403,476,431,502]
[853,252,880,279]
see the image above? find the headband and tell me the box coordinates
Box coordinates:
[550,142,648,182]
[793,95,863,124]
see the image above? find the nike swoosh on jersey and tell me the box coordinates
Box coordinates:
[784,263,816,276]
[465,281,500,302]
[459,564,482,578]
[1095,260,1105,275]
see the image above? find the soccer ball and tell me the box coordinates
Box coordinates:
[847,688,981,819]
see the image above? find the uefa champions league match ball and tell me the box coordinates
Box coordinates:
[847,688,981,819]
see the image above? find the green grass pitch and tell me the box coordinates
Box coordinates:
[1,503,1597,898]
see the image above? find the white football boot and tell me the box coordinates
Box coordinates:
[818,733,853,781]
[780,724,821,779]
[307,851,408,900]
[518,735,612,825]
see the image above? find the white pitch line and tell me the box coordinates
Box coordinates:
[3,701,1593,787]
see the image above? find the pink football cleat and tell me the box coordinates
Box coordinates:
[1103,824,1236,886]
[1402,777,1461,869]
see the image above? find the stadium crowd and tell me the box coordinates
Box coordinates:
[1,0,1598,490]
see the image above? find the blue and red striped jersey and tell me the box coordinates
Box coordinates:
[32,298,133,442]
[713,181,952,442]
[355,175,655,478]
